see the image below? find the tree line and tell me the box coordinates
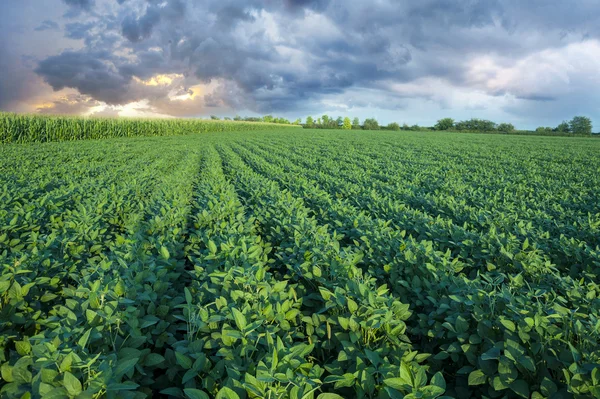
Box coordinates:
[207,114,595,136]
[302,115,595,135]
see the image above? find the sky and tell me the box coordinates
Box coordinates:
[1,0,600,129]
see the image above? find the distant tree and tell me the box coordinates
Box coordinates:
[455,118,496,132]
[322,115,330,126]
[342,117,352,130]
[263,115,274,123]
[233,115,242,121]
[210,115,220,120]
[435,118,454,131]
[556,121,570,133]
[363,118,380,130]
[336,116,344,128]
[293,118,301,125]
[411,124,421,131]
[352,117,360,129]
[536,126,553,134]
[401,123,410,131]
[569,116,592,135]
[497,123,515,133]
[306,116,314,127]
[316,117,322,126]
[387,122,401,131]
[224,117,232,121]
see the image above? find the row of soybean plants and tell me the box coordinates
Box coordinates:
[250,135,600,278]
[0,136,205,397]
[224,137,600,398]
[0,113,300,144]
[214,144,449,398]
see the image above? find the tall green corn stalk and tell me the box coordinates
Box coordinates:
[0,112,300,144]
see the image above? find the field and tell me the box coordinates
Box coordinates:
[1,128,600,399]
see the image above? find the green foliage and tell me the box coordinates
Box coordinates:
[569,116,593,135]
[0,113,299,144]
[363,118,380,130]
[1,128,599,398]
[455,118,497,132]
[536,126,554,133]
[352,117,360,129]
[387,122,401,131]
[556,121,570,133]
[342,117,352,130]
[435,118,454,131]
[497,123,515,133]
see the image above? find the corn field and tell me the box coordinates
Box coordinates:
[0,113,300,144]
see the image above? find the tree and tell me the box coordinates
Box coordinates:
[497,123,515,133]
[322,115,330,126]
[336,116,344,128]
[293,118,301,125]
[224,116,232,120]
[263,115,274,123]
[363,118,380,130]
[233,115,242,121]
[352,117,360,129]
[455,118,496,132]
[569,116,592,135]
[306,116,314,127]
[342,117,352,130]
[536,126,553,134]
[401,123,410,131]
[435,118,454,131]
[210,115,220,120]
[556,121,570,133]
[387,122,401,131]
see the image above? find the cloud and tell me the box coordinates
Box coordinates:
[121,6,161,42]
[37,93,100,114]
[35,50,133,104]
[62,0,94,11]
[35,20,60,32]
[0,0,599,128]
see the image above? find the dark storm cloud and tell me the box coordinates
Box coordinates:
[35,50,133,104]
[35,20,60,32]
[121,7,161,42]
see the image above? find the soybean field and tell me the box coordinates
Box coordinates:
[1,129,600,399]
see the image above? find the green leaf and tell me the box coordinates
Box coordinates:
[1,363,14,382]
[77,329,92,349]
[347,298,358,313]
[232,308,247,331]
[184,287,192,304]
[431,372,446,390]
[510,379,530,398]
[215,387,240,399]
[540,377,557,396]
[43,388,69,399]
[160,246,170,260]
[114,358,139,378]
[384,378,410,391]
[499,318,516,332]
[107,382,140,391]
[145,353,165,367]
[468,370,487,386]
[184,388,210,399]
[208,240,217,254]
[175,352,193,369]
[63,372,82,397]
[317,395,345,399]
[15,341,31,356]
